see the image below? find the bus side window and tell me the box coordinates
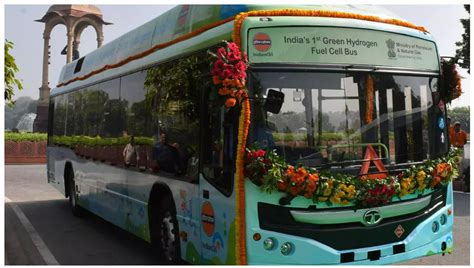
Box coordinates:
[202,98,236,195]
[146,59,201,181]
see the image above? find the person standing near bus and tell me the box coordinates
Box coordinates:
[450,121,468,148]
[123,135,139,167]
[450,122,469,192]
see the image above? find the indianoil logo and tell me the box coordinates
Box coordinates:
[253,32,272,52]
[201,201,215,236]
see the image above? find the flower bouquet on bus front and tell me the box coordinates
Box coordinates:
[209,41,249,107]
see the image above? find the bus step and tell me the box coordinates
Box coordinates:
[340,252,354,263]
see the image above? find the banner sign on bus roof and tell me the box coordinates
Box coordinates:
[248,27,439,71]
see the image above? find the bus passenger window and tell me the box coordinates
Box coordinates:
[145,59,201,182]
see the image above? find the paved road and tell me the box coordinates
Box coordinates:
[4,165,471,265]
[5,165,159,265]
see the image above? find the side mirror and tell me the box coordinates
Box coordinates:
[264,89,284,114]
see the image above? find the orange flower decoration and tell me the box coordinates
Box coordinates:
[235,78,243,88]
[277,180,289,191]
[213,75,221,85]
[308,173,319,183]
[286,165,295,177]
[225,97,237,107]
[223,78,235,87]
[430,176,441,188]
[218,87,231,96]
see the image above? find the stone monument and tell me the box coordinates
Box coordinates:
[33,5,111,132]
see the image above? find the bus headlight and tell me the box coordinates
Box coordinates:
[280,242,294,255]
[432,221,440,232]
[263,237,275,250]
[440,214,447,225]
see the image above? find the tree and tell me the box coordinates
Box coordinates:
[4,40,23,107]
[455,5,470,73]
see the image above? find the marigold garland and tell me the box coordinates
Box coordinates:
[245,146,461,207]
[233,9,428,47]
[235,95,251,265]
[365,75,374,124]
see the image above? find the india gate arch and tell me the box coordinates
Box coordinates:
[33,5,111,132]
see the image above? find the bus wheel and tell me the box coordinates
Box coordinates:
[156,198,181,263]
[67,170,84,217]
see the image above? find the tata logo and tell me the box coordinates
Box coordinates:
[363,209,383,226]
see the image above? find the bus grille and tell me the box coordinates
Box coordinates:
[257,187,446,250]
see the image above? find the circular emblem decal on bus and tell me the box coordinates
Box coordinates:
[363,209,382,226]
[253,32,272,52]
[201,201,215,236]
[438,117,446,130]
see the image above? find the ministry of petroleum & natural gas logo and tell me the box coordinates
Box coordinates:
[386,39,396,58]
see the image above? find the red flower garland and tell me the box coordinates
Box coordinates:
[210,42,249,107]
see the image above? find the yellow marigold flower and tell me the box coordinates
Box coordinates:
[417,170,426,180]
[330,196,341,204]
[401,180,409,189]
[348,185,356,193]
[323,187,332,196]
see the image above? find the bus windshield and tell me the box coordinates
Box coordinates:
[248,70,447,172]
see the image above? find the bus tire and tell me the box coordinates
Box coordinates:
[153,197,181,264]
[66,168,84,217]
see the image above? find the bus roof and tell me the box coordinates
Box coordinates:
[53,5,432,95]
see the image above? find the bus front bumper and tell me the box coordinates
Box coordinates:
[247,204,454,265]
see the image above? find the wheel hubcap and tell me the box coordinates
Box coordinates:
[160,212,176,261]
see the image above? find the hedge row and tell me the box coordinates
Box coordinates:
[52,135,154,146]
[5,132,47,142]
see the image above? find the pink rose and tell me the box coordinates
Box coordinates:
[232,61,247,79]
[217,47,227,60]
[222,64,234,78]
[212,59,224,77]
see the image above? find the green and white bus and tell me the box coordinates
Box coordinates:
[48,5,458,265]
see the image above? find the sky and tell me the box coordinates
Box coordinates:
[4,4,470,108]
